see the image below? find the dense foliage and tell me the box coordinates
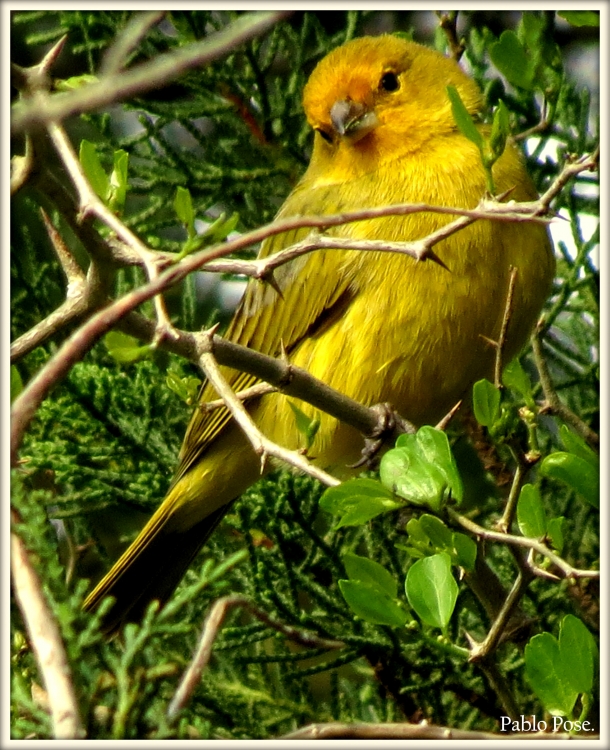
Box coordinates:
[11,10,599,739]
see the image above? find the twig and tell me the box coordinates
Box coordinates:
[531,326,599,448]
[167,594,343,721]
[476,660,521,721]
[280,721,582,740]
[11,12,292,134]
[536,147,600,214]
[196,330,340,487]
[100,11,167,76]
[10,209,113,364]
[495,453,528,534]
[10,152,597,464]
[436,11,465,61]
[46,121,176,346]
[200,381,277,412]
[449,509,599,580]
[491,266,518,389]
[11,509,86,739]
[40,208,85,292]
[11,34,67,94]
[467,570,533,661]
[11,134,35,195]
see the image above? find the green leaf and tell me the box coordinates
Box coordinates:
[446,85,483,148]
[547,516,565,554]
[206,211,240,243]
[174,186,195,238]
[502,358,534,407]
[342,553,397,598]
[55,73,99,91]
[490,30,534,90]
[109,150,129,212]
[79,140,109,201]
[11,366,24,402]
[416,427,464,503]
[558,11,599,27]
[338,579,408,627]
[104,331,152,364]
[517,484,547,538]
[288,401,320,449]
[472,379,501,427]
[405,553,458,631]
[380,428,463,512]
[452,532,477,572]
[380,446,446,512]
[559,425,598,466]
[405,518,430,546]
[489,99,510,160]
[419,514,453,549]
[165,367,201,404]
[525,633,578,716]
[540,452,599,508]
[560,615,597,695]
[319,478,403,528]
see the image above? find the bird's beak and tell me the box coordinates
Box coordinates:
[330,100,378,142]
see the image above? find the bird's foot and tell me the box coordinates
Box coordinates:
[350,402,415,469]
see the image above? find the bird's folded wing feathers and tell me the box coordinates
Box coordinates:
[173,211,357,483]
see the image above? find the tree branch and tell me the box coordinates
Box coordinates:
[531,326,599,449]
[196,330,340,487]
[11,509,86,739]
[449,509,599,580]
[280,721,582,740]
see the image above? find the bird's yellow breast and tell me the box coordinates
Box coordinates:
[253,131,553,469]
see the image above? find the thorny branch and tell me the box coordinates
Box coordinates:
[449,509,600,580]
[196,330,340,487]
[531,324,599,449]
[10,147,597,468]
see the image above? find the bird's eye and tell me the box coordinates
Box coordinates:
[316,128,333,143]
[380,71,400,92]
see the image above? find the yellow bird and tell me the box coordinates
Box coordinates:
[84,35,554,632]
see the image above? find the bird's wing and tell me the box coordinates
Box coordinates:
[173,183,357,482]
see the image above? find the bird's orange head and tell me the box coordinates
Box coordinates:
[302,35,484,179]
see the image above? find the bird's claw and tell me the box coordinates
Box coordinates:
[350,403,413,469]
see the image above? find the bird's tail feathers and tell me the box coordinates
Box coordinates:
[83,503,229,635]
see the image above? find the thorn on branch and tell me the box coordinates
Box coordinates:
[479,266,518,389]
[435,400,462,432]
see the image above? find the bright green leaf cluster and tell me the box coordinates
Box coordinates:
[557,11,599,27]
[174,186,240,258]
[490,12,563,103]
[165,363,202,406]
[516,483,565,552]
[379,426,463,513]
[401,514,477,571]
